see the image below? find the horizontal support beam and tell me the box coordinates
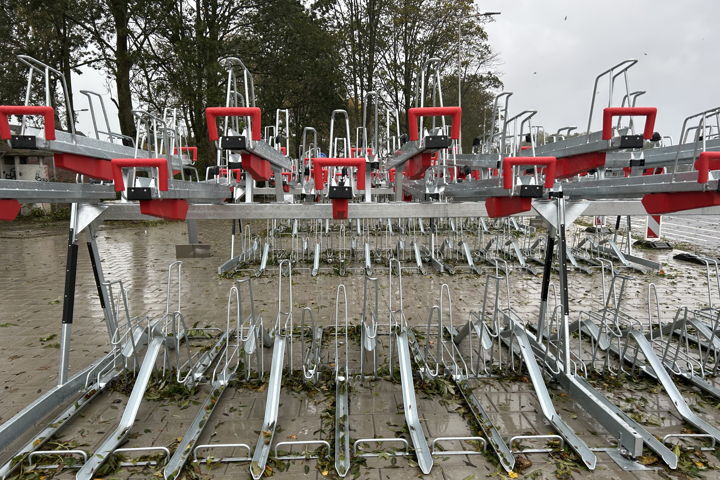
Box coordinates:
[95,199,720,221]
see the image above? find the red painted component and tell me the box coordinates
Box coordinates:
[54,153,114,181]
[309,167,329,185]
[602,107,657,140]
[407,106,462,141]
[402,192,413,201]
[404,152,434,180]
[280,146,287,156]
[111,158,169,192]
[471,170,480,180]
[520,146,532,151]
[485,197,532,218]
[554,152,606,179]
[242,153,273,181]
[205,107,262,142]
[0,199,21,221]
[218,167,243,182]
[642,191,720,214]
[389,168,396,183]
[280,171,292,192]
[502,156,557,189]
[139,199,189,221]
[0,105,56,140]
[311,157,366,190]
[332,198,349,219]
[174,146,198,162]
[694,151,720,184]
[350,147,374,157]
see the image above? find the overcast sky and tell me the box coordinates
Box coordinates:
[74,0,720,142]
[480,0,720,140]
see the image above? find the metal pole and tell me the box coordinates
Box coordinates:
[87,223,117,343]
[537,233,556,340]
[58,203,79,385]
[553,191,572,374]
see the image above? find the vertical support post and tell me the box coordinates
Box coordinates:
[394,169,403,201]
[553,191,572,374]
[245,175,254,203]
[58,203,79,385]
[230,219,236,259]
[625,215,632,255]
[274,172,285,202]
[187,219,199,244]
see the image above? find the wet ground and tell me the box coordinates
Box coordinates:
[1,217,720,479]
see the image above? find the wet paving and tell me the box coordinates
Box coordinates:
[1,218,720,479]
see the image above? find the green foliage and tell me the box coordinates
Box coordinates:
[1,0,499,167]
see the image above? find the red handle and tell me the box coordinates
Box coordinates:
[174,146,198,162]
[111,158,169,192]
[602,107,657,140]
[502,156,557,189]
[694,151,720,184]
[0,105,56,140]
[311,157,366,190]
[205,107,262,142]
[350,147,374,157]
[407,106,461,142]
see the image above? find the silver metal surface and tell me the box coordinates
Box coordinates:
[75,334,165,479]
[249,336,285,480]
[396,331,433,474]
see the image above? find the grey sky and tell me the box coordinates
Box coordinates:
[481,0,720,140]
[74,0,720,141]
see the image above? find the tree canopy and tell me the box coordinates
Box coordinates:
[0,0,500,171]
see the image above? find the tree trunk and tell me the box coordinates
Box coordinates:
[109,0,135,139]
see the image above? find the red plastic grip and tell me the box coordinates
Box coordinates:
[174,146,198,162]
[0,105,56,141]
[502,157,557,189]
[205,107,262,142]
[350,147,374,157]
[311,157,366,191]
[407,107,461,142]
[602,107,657,141]
[111,158,169,192]
[694,152,720,184]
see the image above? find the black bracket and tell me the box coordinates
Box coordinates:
[619,134,644,149]
[423,135,451,150]
[127,187,153,200]
[10,135,37,149]
[219,135,248,151]
[328,185,353,199]
[519,184,544,198]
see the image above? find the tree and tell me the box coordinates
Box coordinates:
[315,0,500,146]
[244,0,345,153]
[0,0,94,130]
[66,0,163,138]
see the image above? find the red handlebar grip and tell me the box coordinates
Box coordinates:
[205,107,262,142]
[111,158,169,192]
[407,107,462,142]
[0,105,56,141]
[502,156,557,189]
[602,107,657,141]
[694,151,720,184]
[174,146,198,162]
[311,158,366,191]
